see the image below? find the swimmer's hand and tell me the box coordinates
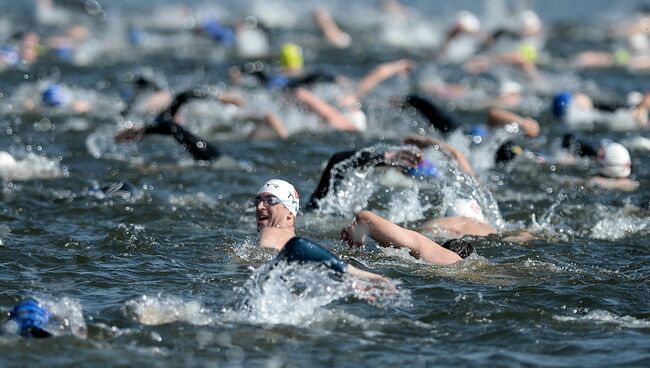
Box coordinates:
[340,221,368,247]
[517,118,540,138]
[115,128,145,143]
[383,147,423,168]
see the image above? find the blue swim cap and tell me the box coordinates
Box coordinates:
[41,84,70,108]
[552,91,573,118]
[52,46,73,60]
[202,19,236,45]
[8,299,51,338]
[267,74,290,90]
[405,159,439,178]
[465,125,488,143]
[128,28,145,45]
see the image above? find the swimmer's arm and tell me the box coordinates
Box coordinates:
[403,94,462,134]
[306,147,421,209]
[403,135,475,176]
[247,112,288,140]
[293,87,358,131]
[342,59,416,106]
[487,108,540,138]
[343,210,462,265]
[312,6,351,49]
[588,176,639,192]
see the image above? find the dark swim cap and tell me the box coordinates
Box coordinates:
[552,91,573,118]
[495,141,523,163]
[7,299,51,338]
[442,239,475,259]
[42,84,71,108]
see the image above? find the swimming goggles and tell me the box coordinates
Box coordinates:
[252,195,282,207]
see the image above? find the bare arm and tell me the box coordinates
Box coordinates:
[487,108,540,137]
[403,136,475,176]
[312,7,351,48]
[342,59,416,106]
[341,210,462,265]
[294,87,358,131]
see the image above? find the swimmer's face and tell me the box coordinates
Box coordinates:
[255,192,292,231]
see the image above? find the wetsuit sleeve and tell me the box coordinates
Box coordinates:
[155,89,210,122]
[405,94,462,134]
[275,237,347,273]
[143,119,221,161]
[285,70,337,88]
[307,149,386,210]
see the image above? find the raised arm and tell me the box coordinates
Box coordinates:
[487,107,539,137]
[342,59,416,106]
[307,146,422,210]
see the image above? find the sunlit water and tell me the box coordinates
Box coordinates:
[1,0,649,367]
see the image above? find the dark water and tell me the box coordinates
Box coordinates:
[1,0,650,367]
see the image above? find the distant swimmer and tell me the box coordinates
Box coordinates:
[341,210,477,265]
[3,299,51,338]
[254,179,390,284]
[588,140,639,192]
[552,90,649,129]
[115,88,246,161]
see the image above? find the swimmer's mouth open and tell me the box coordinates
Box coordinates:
[256,213,269,222]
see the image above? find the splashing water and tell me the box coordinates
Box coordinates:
[123,294,214,326]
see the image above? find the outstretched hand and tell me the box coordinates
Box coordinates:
[340,221,368,247]
[383,147,423,168]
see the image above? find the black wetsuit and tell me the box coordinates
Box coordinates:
[139,89,221,161]
[274,237,347,273]
[404,94,463,134]
[121,76,164,117]
[306,147,394,210]
[240,63,336,90]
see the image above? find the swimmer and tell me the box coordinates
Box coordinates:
[3,299,51,338]
[115,87,264,160]
[22,83,92,114]
[340,210,477,265]
[254,179,390,284]
[402,93,539,138]
[552,90,649,129]
[306,145,424,211]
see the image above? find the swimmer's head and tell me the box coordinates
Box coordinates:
[404,159,439,178]
[343,108,367,131]
[442,239,475,259]
[280,43,303,71]
[500,80,522,96]
[465,125,488,144]
[552,91,573,118]
[495,141,523,163]
[6,299,51,338]
[518,42,538,63]
[257,179,300,217]
[598,141,631,178]
[41,84,71,108]
[455,11,480,33]
[445,198,487,223]
[519,9,541,36]
[0,151,17,171]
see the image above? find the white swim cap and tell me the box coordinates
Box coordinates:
[0,151,17,171]
[598,141,631,178]
[343,108,367,131]
[519,10,541,35]
[445,198,487,223]
[258,179,300,216]
[500,80,522,95]
[455,11,480,33]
